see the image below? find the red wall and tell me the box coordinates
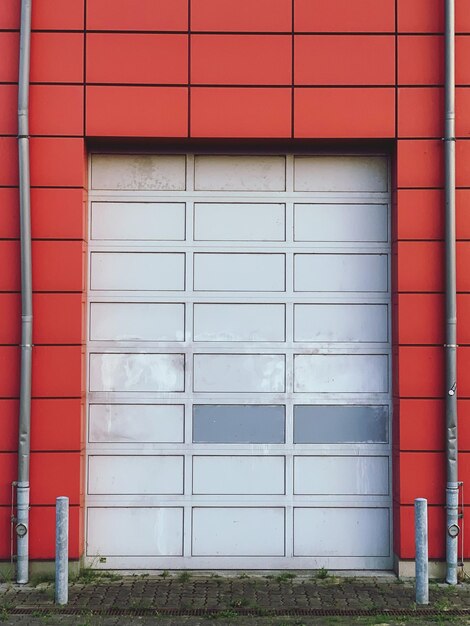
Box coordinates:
[1,0,470,564]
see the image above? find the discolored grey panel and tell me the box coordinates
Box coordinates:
[294,405,388,444]
[193,405,285,444]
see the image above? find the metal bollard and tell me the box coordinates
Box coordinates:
[55,496,69,605]
[415,498,429,605]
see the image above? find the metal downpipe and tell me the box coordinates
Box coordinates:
[16,0,33,585]
[444,0,459,586]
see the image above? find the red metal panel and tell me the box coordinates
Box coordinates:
[30,452,81,505]
[32,241,84,292]
[458,347,470,397]
[295,0,395,32]
[191,35,291,85]
[0,241,20,292]
[31,399,83,452]
[191,87,291,138]
[0,399,83,454]
[458,294,470,345]
[0,506,12,558]
[458,243,470,292]
[0,32,19,82]
[462,401,470,451]
[457,140,470,186]
[30,33,84,83]
[398,399,444,451]
[397,139,444,187]
[398,505,445,559]
[30,85,84,137]
[456,88,470,137]
[399,0,470,34]
[30,138,85,187]
[32,0,84,30]
[295,35,395,85]
[398,36,444,85]
[0,400,18,452]
[0,348,19,398]
[0,1,19,29]
[31,188,86,240]
[30,505,82,559]
[192,0,291,32]
[456,37,470,84]
[0,454,16,510]
[0,188,19,239]
[0,85,18,135]
[397,294,444,345]
[398,87,444,138]
[396,189,444,240]
[398,0,444,33]
[398,452,446,504]
[32,346,83,398]
[0,138,19,186]
[398,347,444,398]
[0,294,20,344]
[397,241,444,292]
[86,86,188,137]
[34,293,84,344]
[294,87,395,138]
[87,0,188,31]
[86,34,188,85]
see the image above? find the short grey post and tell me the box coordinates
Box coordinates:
[55,497,69,605]
[415,498,429,605]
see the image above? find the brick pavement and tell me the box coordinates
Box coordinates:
[1,573,470,625]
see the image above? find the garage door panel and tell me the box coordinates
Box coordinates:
[293,405,388,444]
[91,202,186,241]
[294,203,388,242]
[87,152,391,569]
[294,254,388,293]
[193,456,285,495]
[294,303,388,343]
[90,353,185,392]
[87,507,183,556]
[194,354,286,393]
[192,508,285,556]
[88,455,184,495]
[193,405,285,444]
[194,203,285,241]
[194,155,286,191]
[293,508,390,557]
[294,156,388,192]
[91,252,185,291]
[91,154,186,191]
[294,456,389,495]
[194,253,285,292]
[194,304,285,342]
[294,354,388,393]
[90,303,185,342]
[88,404,184,444]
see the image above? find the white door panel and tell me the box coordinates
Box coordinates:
[87,153,392,570]
[194,253,285,292]
[192,508,285,556]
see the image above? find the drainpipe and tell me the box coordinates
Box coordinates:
[16,0,33,585]
[444,0,460,586]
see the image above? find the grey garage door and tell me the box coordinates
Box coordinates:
[86,153,392,570]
